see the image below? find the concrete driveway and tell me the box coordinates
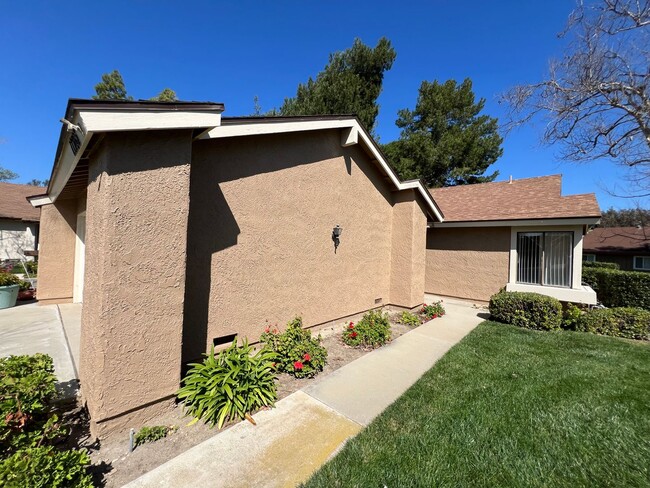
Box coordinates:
[0,302,81,400]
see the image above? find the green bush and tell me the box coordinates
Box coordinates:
[342,310,391,348]
[576,307,650,340]
[583,261,620,270]
[260,317,328,378]
[582,267,650,310]
[0,273,21,287]
[398,311,421,327]
[177,340,277,429]
[134,425,176,447]
[0,446,93,488]
[489,291,563,331]
[420,301,446,320]
[561,303,584,330]
[1,354,58,453]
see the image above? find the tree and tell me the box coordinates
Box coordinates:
[280,38,397,133]
[150,88,178,102]
[384,79,503,187]
[0,166,18,182]
[599,207,650,226]
[26,179,49,187]
[92,70,132,100]
[502,0,650,196]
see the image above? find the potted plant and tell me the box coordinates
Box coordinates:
[17,280,35,301]
[0,272,21,309]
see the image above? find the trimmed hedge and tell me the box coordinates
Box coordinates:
[582,268,650,310]
[575,307,650,341]
[489,291,563,331]
[582,261,620,270]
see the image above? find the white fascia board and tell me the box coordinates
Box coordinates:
[430,217,600,228]
[27,195,53,207]
[48,126,94,204]
[201,119,445,222]
[78,110,222,133]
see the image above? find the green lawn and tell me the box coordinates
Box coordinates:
[303,321,650,488]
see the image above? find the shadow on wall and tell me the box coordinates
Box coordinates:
[180,130,395,365]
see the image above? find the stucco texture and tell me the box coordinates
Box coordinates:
[37,199,77,302]
[183,130,421,362]
[80,130,192,436]
[426,227,510,302]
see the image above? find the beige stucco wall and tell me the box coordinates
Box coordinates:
[184,130,407,362]
[426,226,510,302]
[80,130,193,437]
[36,199,77,303]
[390,191,428,308]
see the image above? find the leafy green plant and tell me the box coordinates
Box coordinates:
[562,303,584,330]
[342,310,391,348]
[576,307,650,341]
[582,267,650,310]
[0,273,20,287]
[582,261,619,270]
[260,317,328,378]
[489,291,562,331]
[177,340,277,429]
[398,311,421,327]
[0,446,93,488]
[134,425,176,447]
[420,301,445,320]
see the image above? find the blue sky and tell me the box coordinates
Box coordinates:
[0,1,643,209]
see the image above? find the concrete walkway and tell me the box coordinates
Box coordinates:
[0,302,81,400]
[126,297,486,488]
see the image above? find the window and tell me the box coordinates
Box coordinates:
[517,232,573,288]
[633,256,650,271]
[583,254,596,262]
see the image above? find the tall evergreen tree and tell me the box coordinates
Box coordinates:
[93,70,132,100]
[150,88,178,102]
[280,38,396,133]
[384,79,502,187]
[0,166,18,182]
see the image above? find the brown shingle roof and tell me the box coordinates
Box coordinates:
[429,175,601,222]
[0,182,44,222]
[583,226,650,254]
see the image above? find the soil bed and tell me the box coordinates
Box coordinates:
[83,311,420,487]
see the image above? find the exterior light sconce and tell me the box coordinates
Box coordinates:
[332,225,343,253]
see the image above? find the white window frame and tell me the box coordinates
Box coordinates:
[633,256,650,271]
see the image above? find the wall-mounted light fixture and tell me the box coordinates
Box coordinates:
[332,225,343,253]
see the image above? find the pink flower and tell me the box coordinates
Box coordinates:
[294,361,303,370]
[303,353,311,361]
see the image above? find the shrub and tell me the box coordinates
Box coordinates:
[1,354,58,453]
[134,425,176,447]
[177,340,277,429]
[582,261,619,270]
[582,267,650,310]
[489,291,563,331]
[575,307,650,341]
[342,310,391,348]
[0,446,93,488]
[420,301,445,320]
[398,311,421,327]
[260,317,327,378]
[561,303,584,330]
[0,273,20,287]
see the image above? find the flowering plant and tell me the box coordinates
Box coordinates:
[342,310,391,349]
[260,317,327,379]
[420,301,445,320]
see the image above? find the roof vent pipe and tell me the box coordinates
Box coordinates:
[509,175,513,184]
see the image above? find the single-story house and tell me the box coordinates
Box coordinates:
[30,99,600,436]
[426,175,601,303]
[583,226,650,271]
[0,182,44,262]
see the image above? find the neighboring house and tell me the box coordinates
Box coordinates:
[30,99,600,437]
[583,226,650,271]
[0,182,44,261]
[426,175,601,303]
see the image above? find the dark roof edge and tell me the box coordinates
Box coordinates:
[66,98,225,112]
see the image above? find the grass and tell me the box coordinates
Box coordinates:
[303,321,650,488]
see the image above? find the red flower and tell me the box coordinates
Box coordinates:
[303,353,311,361]
[351,331,358,338]
[348,324,355,329]
[432,314,437,319]
[294,361,303,370]
[264,326,270,333]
